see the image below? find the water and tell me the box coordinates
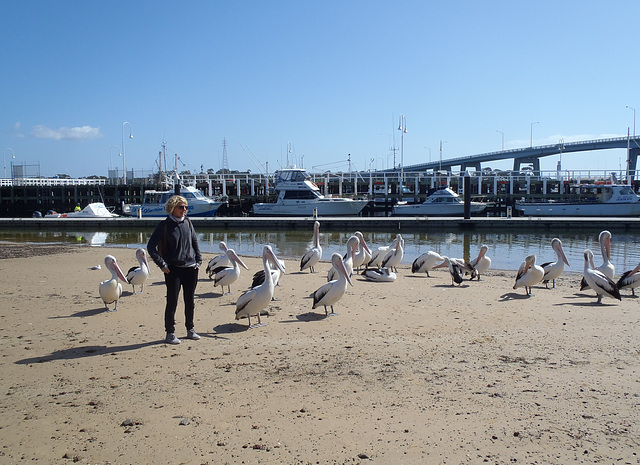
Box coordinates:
[2,227,639,274]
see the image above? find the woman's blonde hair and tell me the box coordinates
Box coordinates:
[165,195,188,214]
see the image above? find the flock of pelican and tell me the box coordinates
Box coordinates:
[98,225,639,321]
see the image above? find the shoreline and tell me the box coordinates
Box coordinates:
[0,244,638,464]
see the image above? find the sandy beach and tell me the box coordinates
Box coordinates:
[0,243,639,465]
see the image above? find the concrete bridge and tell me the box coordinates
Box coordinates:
[397,136,640,175]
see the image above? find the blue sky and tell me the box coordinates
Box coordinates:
[1,0,639,179]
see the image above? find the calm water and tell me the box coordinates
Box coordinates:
[2,227,640,273]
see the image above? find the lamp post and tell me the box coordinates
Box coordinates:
[496,130,504,151]
[109,145,120,172]
[3,147,15,178]
[626,105,636,137]
[397,114,407,182]
[122,121,133,184]
[439,140,447,172]
[530,122,539,147]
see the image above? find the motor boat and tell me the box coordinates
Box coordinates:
[391,187,486,216]
[45,202,119,218]
[252,167,369,216]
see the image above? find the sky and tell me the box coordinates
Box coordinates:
[1,0,639,179]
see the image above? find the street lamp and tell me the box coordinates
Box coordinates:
[109,145,120,171]
[439,140,447,172]
[496,130,504,151]
[397,114,407,182]
[122,121,133,184]
[3,147,15,178]
[530,122,539,147]
[557,138,564,176]
[626,105,636,137]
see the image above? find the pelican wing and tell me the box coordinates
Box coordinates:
[311,282,332,309]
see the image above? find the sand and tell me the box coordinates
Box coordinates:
[0,244,638,465]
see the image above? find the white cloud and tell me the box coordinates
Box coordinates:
[31,125,103,141]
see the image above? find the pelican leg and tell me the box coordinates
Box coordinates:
[253,312,267,328]
[596,295,603,304]
[328,305,339,316]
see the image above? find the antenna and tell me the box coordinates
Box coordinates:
[222,138,230,172]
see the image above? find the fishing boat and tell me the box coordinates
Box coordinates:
[391,187,486,216]
[252,167,369,216]
[45,202,119,218]
[123,172,226,217]
[515,183,640,217]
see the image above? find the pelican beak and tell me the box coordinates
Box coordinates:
[337,258,353,287]
[267,248,285,274]
[559,245,569,266]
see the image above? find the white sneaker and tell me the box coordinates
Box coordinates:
[165,333,181,344]
[186,329,201,340]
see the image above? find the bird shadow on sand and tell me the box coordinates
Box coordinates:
[213,322,254,333]
[433,283,471,289]
[48,307,113,318]
[499,292,536,301]
[278,312,328,323]
[15,341,162,365]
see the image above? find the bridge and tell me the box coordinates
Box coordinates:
[396,136,640,175]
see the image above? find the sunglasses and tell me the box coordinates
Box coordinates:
[177,205,188,210]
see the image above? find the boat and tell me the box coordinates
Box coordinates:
[515,183,640,217]
[252,167,369,216]
[45,202,119,218]
[391,187,486,216]
[123,172,226,218]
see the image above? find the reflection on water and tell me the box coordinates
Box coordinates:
[1,227,639,273]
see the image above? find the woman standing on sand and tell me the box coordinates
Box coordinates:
[147,195,202,345]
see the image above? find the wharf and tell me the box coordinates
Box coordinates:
[1,216,639,233]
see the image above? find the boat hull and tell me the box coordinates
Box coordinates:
[392,203,486,216]
[124,203,224,217]
[516,202,640,217]
[252,199,369,216]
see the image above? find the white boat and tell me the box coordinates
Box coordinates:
[391,187,486,216]
[123,185,226,217]
[252,168,369,216]
[123,172,226,218]
[45,202,119,218]
[516,183,640,217]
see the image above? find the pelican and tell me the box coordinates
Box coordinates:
[361,267,397,282]
[212,249,249,295]
[367,234,402,268]
[99,255,127,311]
[580,230,614,290]
[300,221,322,273]
[411,251,444,277]
[235,245,286,328]
[125,248,150,294]
[251,254,286,296]
[467,245,491,280]
[540,238,569,288]
[327,235,359,281]
[312,252,353,316]
[582,249,621,304]
[206,241,230,278]
[513,254,544,295]
[381,234,404,273]
[434,256,464,285]
[616,261,640,296]
[353,231,372,271]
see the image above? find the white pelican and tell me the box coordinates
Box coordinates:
[381,234,404,273]
[513,254,544,295]
[251,254,286,296]
[125,248,150,294]
[580,230,614,290]
[327,235,359,281]
[212,249,249,295]
[616,261,640,296]
[467,245,491,280]
[582,249,621,304]
[312,252,353,316]
[353,231,372,271]
[434,256,464,285]
[235,245,285,328]
[99,255,127,311]
[540,238,569,288]
[361,267,397,282]
[206,241,230,278]
[300,221,322,273]
[367,234,402,268]
[411,251,444,277]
